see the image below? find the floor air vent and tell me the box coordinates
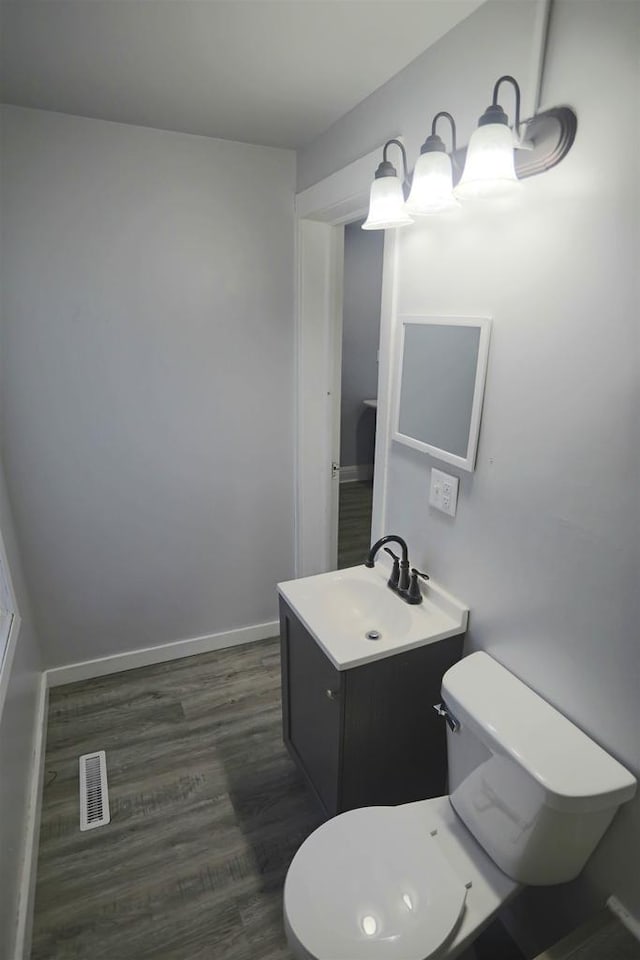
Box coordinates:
[79,750,110,831]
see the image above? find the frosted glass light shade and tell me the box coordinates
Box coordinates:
[454,123,521,200]
[406,151,458,215]
[362,176,414,230]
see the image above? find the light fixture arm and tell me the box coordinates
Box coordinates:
[378,138,410,185]
[431,111,457,154]
[382,138,408,171]
[492,75,522,134]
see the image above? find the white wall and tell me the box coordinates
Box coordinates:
[340,220,383,469]
[300,0,640,951]
[0,107,296,666]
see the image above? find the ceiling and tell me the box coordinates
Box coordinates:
[0,1,483,149]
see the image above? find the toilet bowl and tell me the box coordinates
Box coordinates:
[283,653,636,960]
[284,796,519,960]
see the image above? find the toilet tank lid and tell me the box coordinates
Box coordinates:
[442,652,636,812]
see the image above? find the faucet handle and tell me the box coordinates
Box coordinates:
[404,568,429,604]
[383,547,400,591]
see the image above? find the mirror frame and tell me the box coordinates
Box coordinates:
[392,315,491,472]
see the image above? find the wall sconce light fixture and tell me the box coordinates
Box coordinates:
[454,75,522,200]
[362,139,414,230]
[363,76,576,230]
[407,112,459,216]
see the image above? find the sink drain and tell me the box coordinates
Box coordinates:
[365,630,382,641]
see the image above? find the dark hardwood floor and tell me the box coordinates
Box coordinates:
[31,639,323,960]
[337,479,373,569]
[32,637,528,960]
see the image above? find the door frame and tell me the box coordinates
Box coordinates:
[0,518,22,723]
[294,146,400,577]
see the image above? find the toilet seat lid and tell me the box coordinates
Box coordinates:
[285,806,468,960]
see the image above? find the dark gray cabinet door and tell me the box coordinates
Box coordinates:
[282,603,343,814]
[280,596,464,818]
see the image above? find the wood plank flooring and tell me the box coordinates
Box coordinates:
[31,639,323,960]
[32,636,528,960]
[534,911,640,960]
[337,480,373,569]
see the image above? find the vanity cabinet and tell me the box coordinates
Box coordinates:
[280,596,464,818]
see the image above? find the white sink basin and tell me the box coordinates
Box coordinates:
[317,575,414,639]
[278,563,468,670]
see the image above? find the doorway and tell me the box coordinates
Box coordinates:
[336,219,384,569]
[294,145,398,580]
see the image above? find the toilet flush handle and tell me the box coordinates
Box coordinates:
[433,701,460,733]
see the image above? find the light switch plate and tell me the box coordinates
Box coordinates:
[429,468,459,517]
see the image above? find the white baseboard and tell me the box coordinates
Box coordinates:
[13,673,48,960]
[608,896,640,942]
[46,619,280,688]
[339,464,373,484]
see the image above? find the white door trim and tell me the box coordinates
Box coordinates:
[0,519,22,725]
[294,144,399,577]
[327,226,344,571]
[370,229,399,547]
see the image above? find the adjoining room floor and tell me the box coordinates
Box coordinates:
[532,910,640,960]
[337,479,373,569]
[31,639,322,960]
[32,638,528,960]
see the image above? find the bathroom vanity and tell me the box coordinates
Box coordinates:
[278,564,468,817]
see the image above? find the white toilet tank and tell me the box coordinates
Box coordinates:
[441,652,636,886]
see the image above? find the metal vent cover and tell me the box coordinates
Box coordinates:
[79,750,110,831]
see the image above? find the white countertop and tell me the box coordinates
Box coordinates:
[278,563,468,670]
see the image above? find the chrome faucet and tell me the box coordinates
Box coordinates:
[365,535,429,604]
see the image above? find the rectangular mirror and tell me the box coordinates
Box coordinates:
[392,316,491,472]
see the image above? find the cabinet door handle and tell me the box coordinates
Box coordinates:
[326,688,339,701]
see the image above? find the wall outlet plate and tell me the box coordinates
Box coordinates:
[429,468,459,517]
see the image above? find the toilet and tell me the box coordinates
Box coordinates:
[283,652,636,960]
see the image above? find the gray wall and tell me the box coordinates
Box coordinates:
[340,220,383,469]
[301,0,640,951]
[0,106,296,666]
[0,458,43,958]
